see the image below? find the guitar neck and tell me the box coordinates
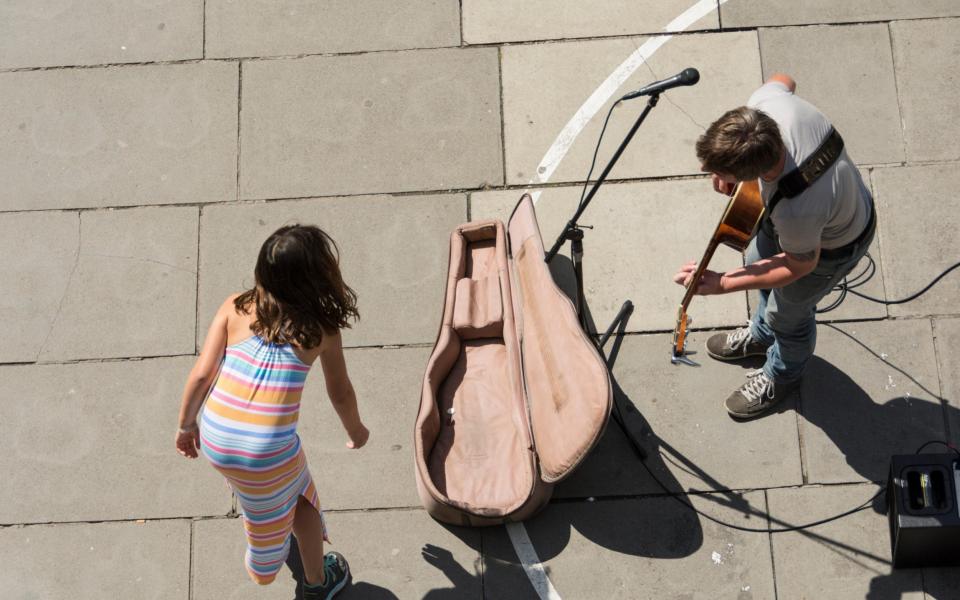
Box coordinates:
[679,238,720,312]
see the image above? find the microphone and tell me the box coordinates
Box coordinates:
[621,68,700,100]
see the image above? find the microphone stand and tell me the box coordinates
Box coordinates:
[544,92,663,461]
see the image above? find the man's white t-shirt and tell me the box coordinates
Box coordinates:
[747,82,872,255]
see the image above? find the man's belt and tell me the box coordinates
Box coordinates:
[761,128,845,239]
[819,202,875,260]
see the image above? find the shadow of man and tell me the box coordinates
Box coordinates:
[797,324,960,599]
[799,324,955,484]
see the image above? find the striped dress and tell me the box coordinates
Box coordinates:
[199,335,326,585]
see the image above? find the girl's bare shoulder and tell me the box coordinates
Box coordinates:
[221,293,256,343]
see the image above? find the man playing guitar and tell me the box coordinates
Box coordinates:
[673,73,876,419]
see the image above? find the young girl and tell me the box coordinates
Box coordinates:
[175,224,368,599]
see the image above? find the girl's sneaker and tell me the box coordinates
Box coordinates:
[303,552,350,600]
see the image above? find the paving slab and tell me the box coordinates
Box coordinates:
[933,317,960,445]
[891,18,960,163]
[192,510,481,599]
[206,0,460,58]
[0,211,79,363]
[721,0,960,28]
[0,357,230,524]
[296,347,430,510]
[239,49,502,200]
[501,31,761,185]
[767,484,923,599]
[798,319,946,485]
[0,61,238,211]
[198,194,465,349]
[462,0,718,45]
[0,519,190,599]
[602,331,803,492]
[483,492,775,599]
[758,23,904,166]
[471,180,748,334]
[872,164,960,318]
[36,206,199,362]
[0,0,202,70]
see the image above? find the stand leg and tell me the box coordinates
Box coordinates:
[571,233,587,331]
[595,300,647,461]
[599,300,634,350]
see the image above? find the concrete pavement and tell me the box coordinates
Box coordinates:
[3,1,960,598]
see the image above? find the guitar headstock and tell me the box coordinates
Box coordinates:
[672,310,688,357]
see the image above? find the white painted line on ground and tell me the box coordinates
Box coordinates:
[530,0,727,205]
[510,2,728,599]
[506,522,562,600]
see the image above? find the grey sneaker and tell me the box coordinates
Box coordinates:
[725,369,798,419]
[706,327,770,361]
[303,552,350,600]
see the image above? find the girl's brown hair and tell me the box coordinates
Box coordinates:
[235,225,359,349]
[696,106,784,181]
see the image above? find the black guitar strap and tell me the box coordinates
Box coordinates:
[760,128,844,239]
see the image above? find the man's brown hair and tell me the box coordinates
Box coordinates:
[235,224,359,349]
[696,106,784,181]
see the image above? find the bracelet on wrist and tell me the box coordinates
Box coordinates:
[178,423,199,434]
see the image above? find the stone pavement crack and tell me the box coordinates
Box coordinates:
[35,212,82,362]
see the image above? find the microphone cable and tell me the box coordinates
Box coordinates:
[578,99,623,211]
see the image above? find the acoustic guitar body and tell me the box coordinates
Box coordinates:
[672,180,765,360]
[715,179,764,251]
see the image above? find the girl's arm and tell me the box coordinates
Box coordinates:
[318,330,369,449]
[175,298,231,458]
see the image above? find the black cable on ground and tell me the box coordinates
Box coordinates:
[915,440,960,456]
[636,455,882,534]
[631,439,957,533]
[817,254,960,314]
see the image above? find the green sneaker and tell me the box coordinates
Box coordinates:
[303,552,350,600]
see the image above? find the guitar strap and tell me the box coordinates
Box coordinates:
[760,128,844,239]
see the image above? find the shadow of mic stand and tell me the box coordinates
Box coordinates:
[544,92,665,462]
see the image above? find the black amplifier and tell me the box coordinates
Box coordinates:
[887,452,960,568]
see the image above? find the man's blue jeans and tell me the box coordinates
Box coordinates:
[746,217,875,384]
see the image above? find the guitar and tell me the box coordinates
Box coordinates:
[672,179,764,362]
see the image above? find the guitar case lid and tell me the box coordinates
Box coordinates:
[507,194,613,483]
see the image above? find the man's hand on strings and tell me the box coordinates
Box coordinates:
[673,260,726,295]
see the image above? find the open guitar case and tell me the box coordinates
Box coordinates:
[414,194,612,526]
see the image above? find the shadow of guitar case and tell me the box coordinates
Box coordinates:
[414,194,612,526]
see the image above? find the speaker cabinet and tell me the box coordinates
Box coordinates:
[887,453,960,568]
